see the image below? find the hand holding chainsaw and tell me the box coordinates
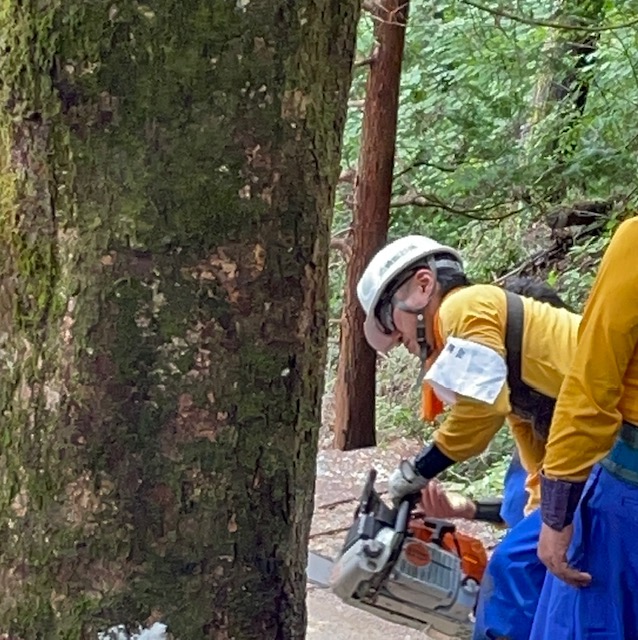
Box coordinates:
[418,480,477,520]
[388,459,504,523]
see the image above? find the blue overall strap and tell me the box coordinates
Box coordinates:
[600,421,638,485]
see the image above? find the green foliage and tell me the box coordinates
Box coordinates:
[374,349,425,438]
[339,0,638,241]
[328,0,638,496]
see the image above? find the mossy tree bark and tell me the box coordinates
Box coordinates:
[0,1,359,638]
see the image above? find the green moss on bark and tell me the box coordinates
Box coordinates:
[0,0,360,638]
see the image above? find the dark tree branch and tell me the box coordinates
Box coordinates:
[545,199,613,230]
[390,189,526,221]
[492,219,608,285]
[393,158,461,180]
[460,0,638,32]
[365,0,409,26]
[329,236,353,261]
[354,44,380,68]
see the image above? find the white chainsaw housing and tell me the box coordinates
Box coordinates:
[328,471,479,638]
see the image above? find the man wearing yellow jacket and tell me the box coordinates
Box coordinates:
[418,276,574,530]
[357,235,581,640]
[530,216,638,639]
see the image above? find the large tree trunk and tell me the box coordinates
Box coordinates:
[0,1,359,638]
[333,0,409,451]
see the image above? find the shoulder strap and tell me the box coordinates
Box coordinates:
[504,290,525,400]
[504,289,555,440]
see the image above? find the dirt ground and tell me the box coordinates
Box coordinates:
[305,415,501,640]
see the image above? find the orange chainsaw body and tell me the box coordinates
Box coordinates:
[408,517,488,584]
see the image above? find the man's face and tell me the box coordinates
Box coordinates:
[374,269,436,357]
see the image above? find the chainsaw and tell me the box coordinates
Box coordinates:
[306,469,488,639]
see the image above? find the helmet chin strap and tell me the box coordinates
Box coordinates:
[415,254,441,385]
[396,254,442,388]
[414,310,432,388]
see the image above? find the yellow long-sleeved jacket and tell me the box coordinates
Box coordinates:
[428,284,581,512]
[543,217,638,482]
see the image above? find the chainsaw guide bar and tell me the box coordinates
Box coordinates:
[306,550,335,589]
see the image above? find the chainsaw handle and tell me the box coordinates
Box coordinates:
[395,493,420,534]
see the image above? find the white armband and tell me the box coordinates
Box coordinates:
[424,337,507,405]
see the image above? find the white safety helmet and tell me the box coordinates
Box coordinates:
[357,235,463,353]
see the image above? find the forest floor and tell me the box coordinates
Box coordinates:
[306,419,502,640]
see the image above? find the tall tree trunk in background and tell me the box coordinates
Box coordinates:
[522,0,604,199]
[0,1,358,638]
[333,0,409,451]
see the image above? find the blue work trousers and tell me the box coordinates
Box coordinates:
[472,509,546,640]
[500,450,528,529]
[530,464,638,640]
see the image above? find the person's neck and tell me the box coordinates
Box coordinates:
[423,286,444,323]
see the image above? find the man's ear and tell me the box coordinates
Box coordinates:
[414,268,435,295]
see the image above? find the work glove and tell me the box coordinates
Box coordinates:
[387,457,429,503]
